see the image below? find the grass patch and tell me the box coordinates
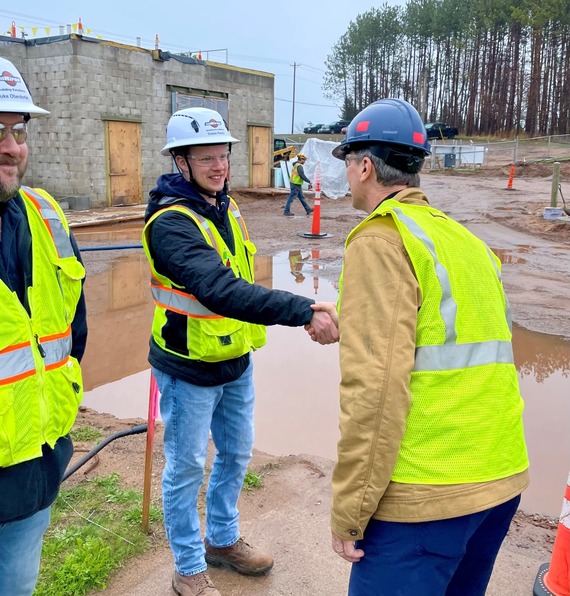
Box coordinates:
[35,473,163,596]
[243,469,263,491]
[70,426,103,443]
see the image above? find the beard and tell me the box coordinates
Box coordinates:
[0,154,27,202]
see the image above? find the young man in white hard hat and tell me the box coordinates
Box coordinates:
[0,57,88,596]
[142,107,338,596]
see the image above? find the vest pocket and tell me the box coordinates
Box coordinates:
[192,318,250,362]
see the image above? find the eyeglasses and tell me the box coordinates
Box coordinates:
[188,152,230,167]
[0,122,28,145]
[345,154,359,168]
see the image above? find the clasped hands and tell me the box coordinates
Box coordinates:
[304,302,339,345]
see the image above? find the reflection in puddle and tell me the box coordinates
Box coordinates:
[491,248,527,265]
[76,224,570,517]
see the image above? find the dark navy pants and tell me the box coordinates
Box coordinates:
[348,495,520,596]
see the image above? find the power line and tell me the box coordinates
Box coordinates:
[275,97,339,108]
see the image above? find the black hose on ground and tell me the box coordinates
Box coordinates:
[63,424,148,481]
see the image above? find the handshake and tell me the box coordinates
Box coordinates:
[304,302,339,345]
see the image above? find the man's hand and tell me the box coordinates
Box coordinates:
[304,302,339,344]
[331,531,365,563]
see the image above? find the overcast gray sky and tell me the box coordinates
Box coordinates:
[1,1,403,134]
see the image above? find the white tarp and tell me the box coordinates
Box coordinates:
[299,138,349,200]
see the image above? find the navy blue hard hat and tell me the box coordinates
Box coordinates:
[332,99,431,172]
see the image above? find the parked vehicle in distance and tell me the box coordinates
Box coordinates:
[425,122,459,139]
[319,119,350,134]
[303,123,325,134]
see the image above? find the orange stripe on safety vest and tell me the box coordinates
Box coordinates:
[40,327,72,342]
[0,340,32,354]
[0,368,36,386]
[153,300,222,319]
[45,356,70,372]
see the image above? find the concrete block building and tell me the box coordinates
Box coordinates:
[0,34,274,208]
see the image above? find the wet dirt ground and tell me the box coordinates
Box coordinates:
[65,170,569,595]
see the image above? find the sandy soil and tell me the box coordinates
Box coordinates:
[64,170,569,595]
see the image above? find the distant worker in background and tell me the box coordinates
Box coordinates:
[0,57,88,596]
[318,98,529,596]
[142,107,338,596]
[283,153,314,216]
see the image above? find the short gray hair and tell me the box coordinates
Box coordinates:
[352,148,421,187]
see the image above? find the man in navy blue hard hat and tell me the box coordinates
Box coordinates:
[312,99,528,596]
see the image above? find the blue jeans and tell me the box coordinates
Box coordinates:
[348,495,520,596]
[0,507,51,595]
[153,362,255,576]
[284,184,311,214]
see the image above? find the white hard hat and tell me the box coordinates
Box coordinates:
[161,107,239,155]
[0,57,49,117]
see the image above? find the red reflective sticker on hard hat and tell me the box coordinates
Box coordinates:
[413,132,425,144]
[0,71,20,87]
[356,121,370,132]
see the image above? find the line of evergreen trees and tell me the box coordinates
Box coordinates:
[324,0,570,136]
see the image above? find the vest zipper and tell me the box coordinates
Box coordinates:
[35,334,46,358]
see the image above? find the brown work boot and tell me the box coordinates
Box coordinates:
[205,537,274,576]
[172,571,220,596]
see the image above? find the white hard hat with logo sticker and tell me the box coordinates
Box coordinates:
[0,57,49,117]
[161,107,239,155]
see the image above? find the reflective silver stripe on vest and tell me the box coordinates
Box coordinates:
[42,333,72,367]
[0,344,35,384]
[181,207,219,249]
[414,340,514,371]
[484,244,513,332]
[21,187,74,259]
[392,207,458,343]
[150,283,220,318]
[391,207,514,371]
[228,201,248,240]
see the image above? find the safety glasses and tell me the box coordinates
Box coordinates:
[0,122,28,145]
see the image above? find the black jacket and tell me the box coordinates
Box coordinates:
[145,174,315,386]
[0,193,88,523]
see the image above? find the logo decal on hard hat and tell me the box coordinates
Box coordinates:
[413,132,425,144]
[206,118,221,129]
[0,71,21,87]
[356,121,370,132]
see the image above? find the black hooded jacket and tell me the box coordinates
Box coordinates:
[145,173,315,386]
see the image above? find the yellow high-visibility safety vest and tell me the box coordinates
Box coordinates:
[0,187,85,468]
[339,199,528,484]
[142,198,267,363]
[290,163,303,185]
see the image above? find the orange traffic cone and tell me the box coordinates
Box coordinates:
[505,164,516,190]
[534,472,570,595]
[77,17,83,35]
[298,163,333,239]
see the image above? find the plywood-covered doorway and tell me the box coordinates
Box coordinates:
[106,120,142,206]
[249,125,271,187]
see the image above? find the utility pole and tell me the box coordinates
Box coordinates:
[291,62,299,134]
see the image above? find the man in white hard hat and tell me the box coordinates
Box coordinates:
[0,57,87,596]
[142,107,338,595]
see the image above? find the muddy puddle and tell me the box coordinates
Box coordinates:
[75,227,570,518]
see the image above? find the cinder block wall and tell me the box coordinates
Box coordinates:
[0,36,274,207]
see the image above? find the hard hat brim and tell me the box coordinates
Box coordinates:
[161,136,240,156]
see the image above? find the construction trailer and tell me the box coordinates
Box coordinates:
[0,34,275,209]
